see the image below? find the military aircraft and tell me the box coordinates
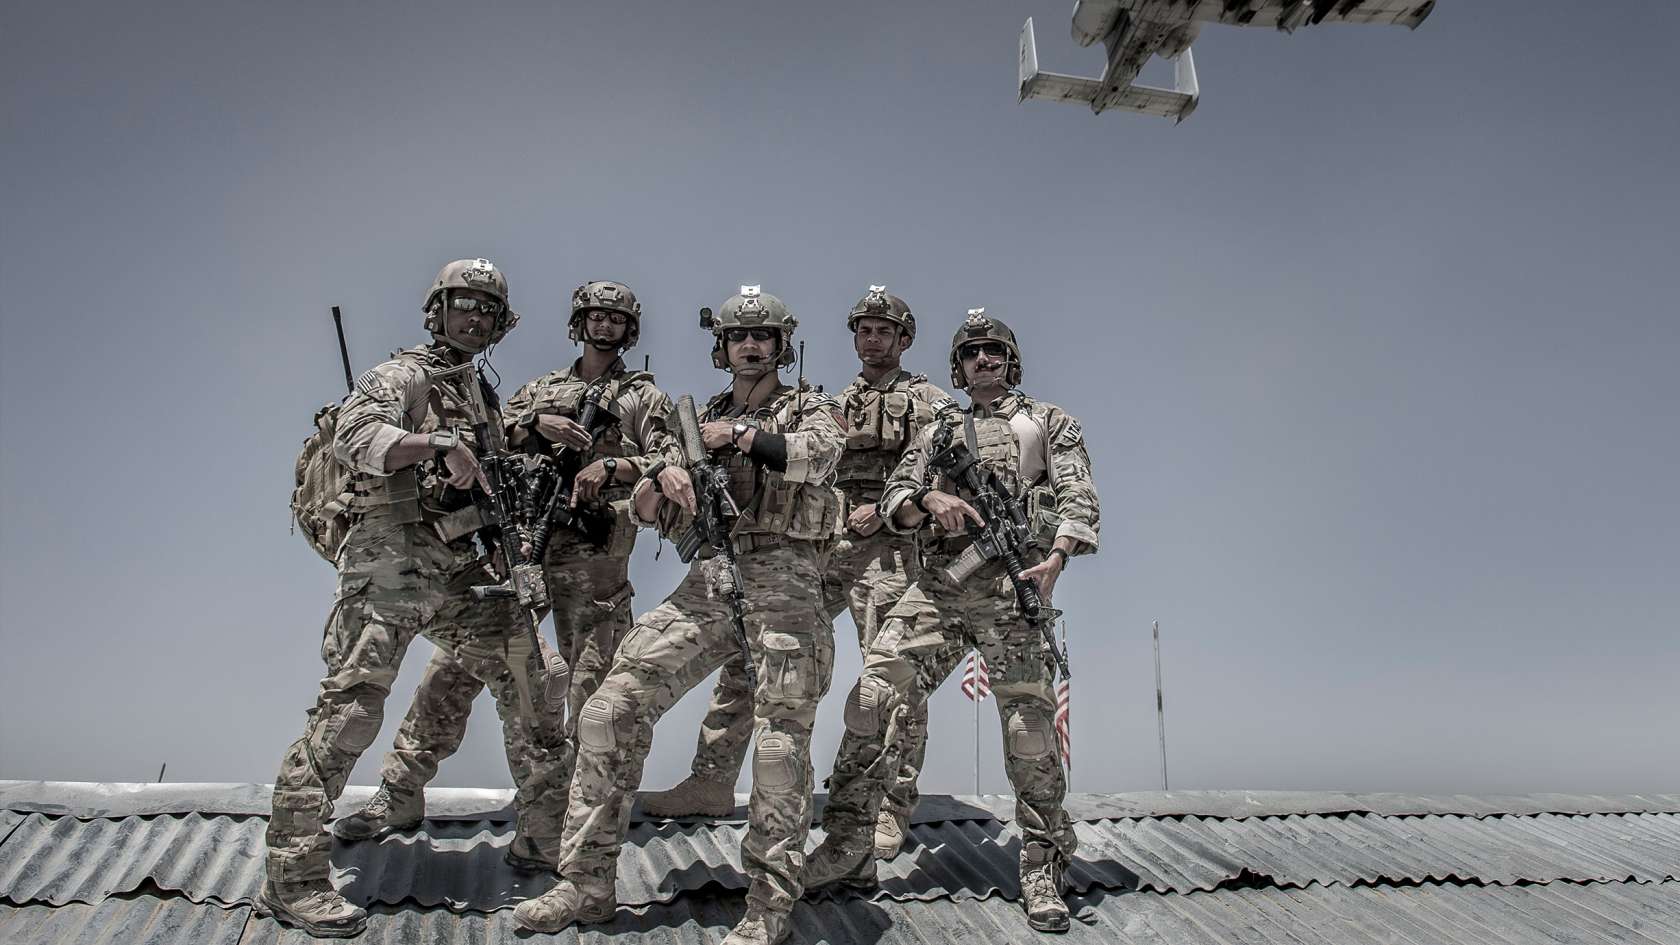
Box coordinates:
[1018,0,1434,122]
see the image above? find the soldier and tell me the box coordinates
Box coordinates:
[259,259,573,938]
[802,309,1100,933]
[332,280,679,870]
[513,286,845,945]
[641,285,949,860]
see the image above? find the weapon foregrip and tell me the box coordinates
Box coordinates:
[676,394,706,464]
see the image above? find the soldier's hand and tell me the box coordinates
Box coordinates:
[657,465,697,515]
[848,502,884,536]
[1019,555,1064,603]
[700,420,737,450]
[443,443,490,492]
[535,414,592,451]
[570,460,609,505]
[923,491,984,533]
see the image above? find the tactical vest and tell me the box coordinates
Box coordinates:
[925,407,1060,550]
[706,385,842,542]
[519,370,645,503]
[835,376,928,502]
[349,348,485,536]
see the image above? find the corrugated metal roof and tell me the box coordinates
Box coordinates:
[4,784,1678,944]
[3,806,1677,909]
[10,881,1678,945]
[6,781,1678,821]
[0,897,248,945]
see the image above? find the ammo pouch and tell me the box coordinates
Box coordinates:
[602,499,639,558]
[1025,483,1062,547]
[349,467,424,526]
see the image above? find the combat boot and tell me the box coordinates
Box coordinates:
[639,774,735,818]
[504,831,559,872]
[1020,856,1070,932]
[331,781,422,841]
[720,905,793,945]
[255,877,366,938]
[873,808,909,859]
[512,879,615,932]
[800,836,878,893]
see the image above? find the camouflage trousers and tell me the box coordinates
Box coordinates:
[685,526,928,815]
[559,541,834,916]
[375,533,634,812]
[821,558,1076,867]
[265,512,570,884]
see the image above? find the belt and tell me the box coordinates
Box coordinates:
[732,532,787,554]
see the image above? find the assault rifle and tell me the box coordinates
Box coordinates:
[927,412,1071,681]
[525,377,621,559]
[434,362,563,720]
[671,394,757,690]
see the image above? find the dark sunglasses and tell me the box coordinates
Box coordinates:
[724,327,778,344]
[449,297,505,317]
[960,341,1007,360]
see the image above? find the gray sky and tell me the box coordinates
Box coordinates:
[3,0,1676,797]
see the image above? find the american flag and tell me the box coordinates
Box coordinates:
[960,650,990,701]
[1054,677,1072,768]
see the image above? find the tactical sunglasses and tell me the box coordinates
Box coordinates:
[960,341,1007,360]
[449,297,505,316]
[585,310,629,325]
[724,327,778,343]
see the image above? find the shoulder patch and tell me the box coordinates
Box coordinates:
[354,367,387,397]
[1055,417,1084,447]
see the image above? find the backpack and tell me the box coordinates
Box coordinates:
[291,401,356,563]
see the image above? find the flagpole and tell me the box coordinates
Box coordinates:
[972,649,981,796]
[1153,620,1169,791]
[1061,619,1072,790]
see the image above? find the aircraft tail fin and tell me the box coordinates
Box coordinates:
[1019,18,1200,122]
[1018,17,1104,106]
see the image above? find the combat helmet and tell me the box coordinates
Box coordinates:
[569,280,642,350]
[949,307,1023,389]
[847,284,916,340]
[700,285,798,370]
[422,258,518,352]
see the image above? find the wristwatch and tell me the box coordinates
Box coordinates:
[731,421,751,448]
[1047,548,1069,569]
[602,457,618,481]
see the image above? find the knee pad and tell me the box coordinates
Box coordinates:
[752,731,797,791]
[843,674,896,737]
[333,690,385,753]
[1006,709,1053,760]
[541,651,571,710]
[577,688,634,753]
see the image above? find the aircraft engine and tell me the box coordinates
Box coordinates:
[1070,0,1123,47]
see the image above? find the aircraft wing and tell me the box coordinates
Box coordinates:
[1186,0,1434,30]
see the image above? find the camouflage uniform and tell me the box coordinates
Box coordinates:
[528,380,845,923]
[817,389,1100,879]
[266,343,572,886]
[683,368,949,820]
[369,357,677,812]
